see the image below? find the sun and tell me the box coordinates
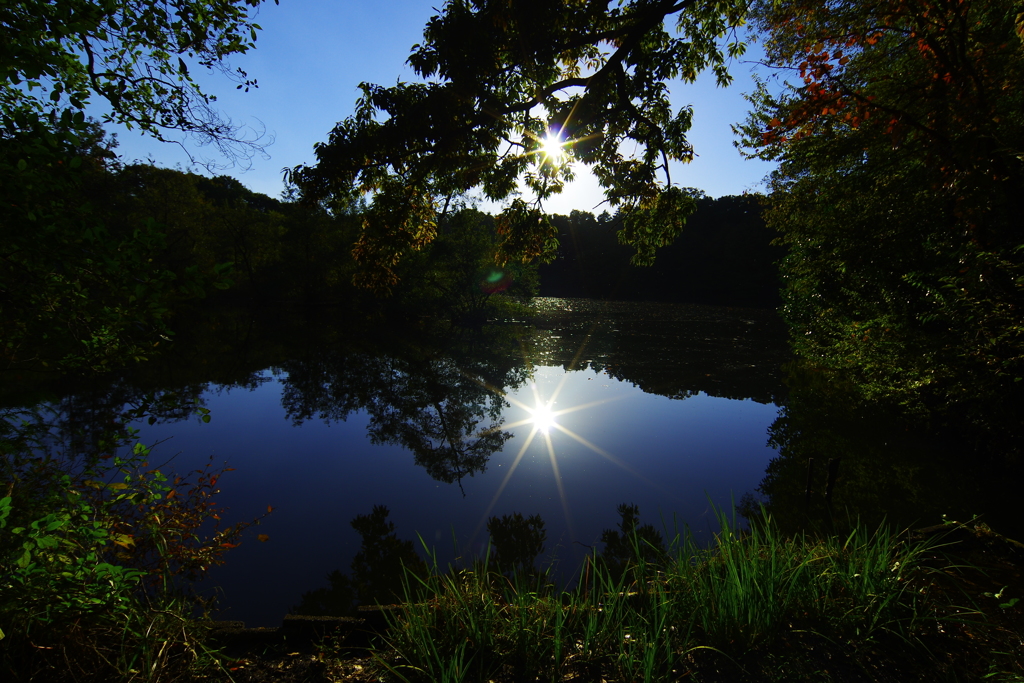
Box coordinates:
[539,133,567,164]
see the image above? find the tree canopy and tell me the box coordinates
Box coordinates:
[739,0,1024,413]
[292,0,748,290]
[1,0,273,165]
[1,0,272,372]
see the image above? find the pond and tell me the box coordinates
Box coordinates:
[135,298,789,626]
[10,297,1018,628]
[2,298,790,626]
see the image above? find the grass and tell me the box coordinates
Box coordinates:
[325,509,1024,683]
[0,592,232,683]
[9,503,1018,681]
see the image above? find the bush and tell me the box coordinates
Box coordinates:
[0,411,265,682]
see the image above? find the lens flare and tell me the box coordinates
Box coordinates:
[539,133,566,164]
[528,401,557,433]
[481,269,511,294]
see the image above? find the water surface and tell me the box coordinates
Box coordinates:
[133,298,790,625]
[5,298,792,626]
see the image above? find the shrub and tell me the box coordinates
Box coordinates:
[0,413,265,682]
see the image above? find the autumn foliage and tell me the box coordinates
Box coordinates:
[742,0,1024,416]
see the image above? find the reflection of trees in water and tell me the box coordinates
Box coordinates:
[6,310,534,493]
[529,299,790,405]
[2,383,206,467]
[743,365,1024,539]
[365,356,511,493]
[487,512,547,576]
[278,352,377,425]
[1,304,282,468]
[279,332,530,492]
[598,503,667,580]
[292,505,428,616]
[293,503,667,616]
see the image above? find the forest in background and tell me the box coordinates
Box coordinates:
[1,118,779,375]
[539,193,780,308]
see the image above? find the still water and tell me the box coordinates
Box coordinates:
[8,297,1020,627]
[6,298,793,626]
[127,298,791,626]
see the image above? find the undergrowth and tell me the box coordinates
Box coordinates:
[361,508,1015,683]
[0,403,267,682]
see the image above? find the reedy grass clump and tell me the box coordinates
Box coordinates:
[372,508,946,683]
[669,509,930,649]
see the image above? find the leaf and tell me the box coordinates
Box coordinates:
[257,534,270,543]
[112,534,136,549]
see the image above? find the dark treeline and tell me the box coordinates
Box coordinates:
[5,125,779,376]
[95,157,539,316]
[539,194,782,308]
[291,502,662,617]
[1,125,542,373]
[111,163,778,315]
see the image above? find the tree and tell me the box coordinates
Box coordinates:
[1,0,272,371]
[598,503,667,579]
[2,0,273,166]
[195,175,286,292]
[0,123,193,372]
[739,0,1024,416]
[292,0,748,291]
[109,163,214,273]
[395,208,539,320]
[538,196,782,306]
[276,189,360,303]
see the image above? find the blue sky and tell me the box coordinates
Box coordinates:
[99,0,777,214]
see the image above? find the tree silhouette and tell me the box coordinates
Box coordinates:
[292,0,749,290]
[292,505,428,616]
[599,503,667,579]
[739,0,1024,417]
[487,512,547,576]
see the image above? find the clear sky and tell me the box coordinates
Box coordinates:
[96,0,777,214]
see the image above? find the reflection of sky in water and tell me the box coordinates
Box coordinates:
[136,365,779,627]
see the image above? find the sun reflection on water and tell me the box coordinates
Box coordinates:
[469,349,673,548]
[527,400,557,433]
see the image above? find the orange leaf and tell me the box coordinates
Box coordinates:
[258,534,270,543]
